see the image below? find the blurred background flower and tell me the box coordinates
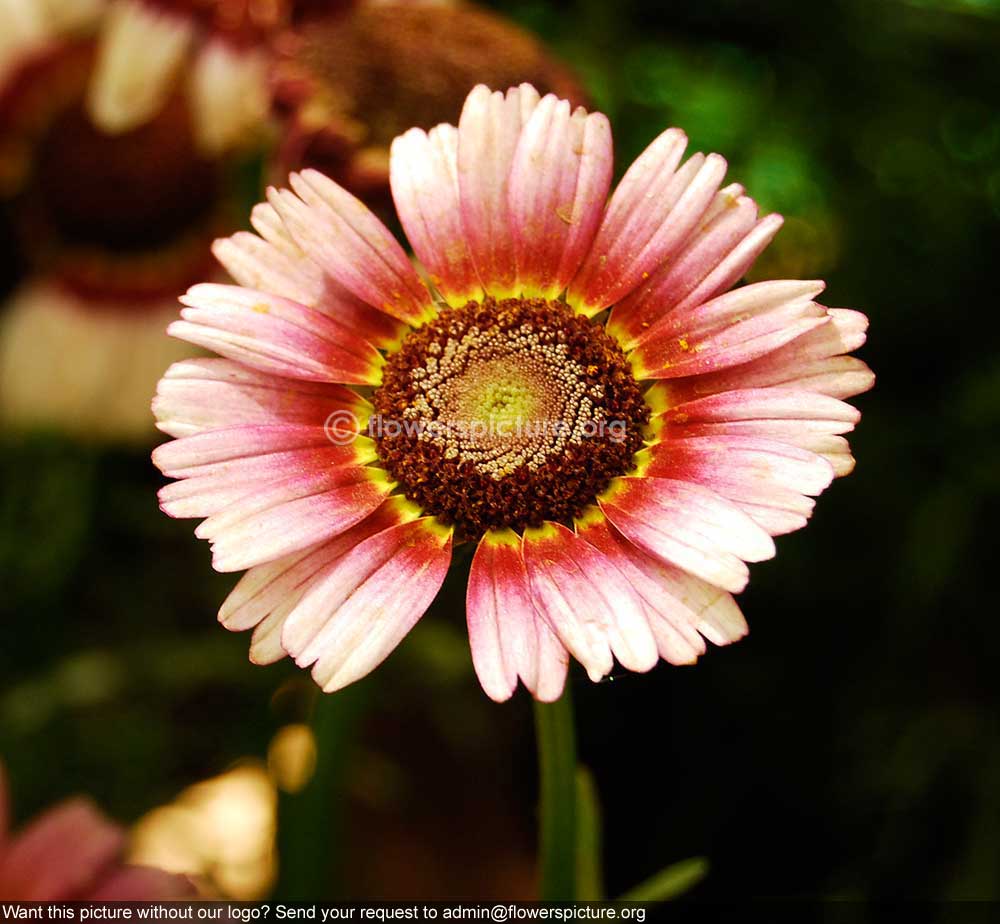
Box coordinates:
[0,761,193,899]
[130,760,278,899]
[0,0,276,442]
[269,0,586,212]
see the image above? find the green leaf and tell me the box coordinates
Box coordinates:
[575,766,604,900]
[619,856,709,902]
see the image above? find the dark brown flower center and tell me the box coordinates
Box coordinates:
[0,40,231,305]
[270,2,586,210]
[373,297,649,538]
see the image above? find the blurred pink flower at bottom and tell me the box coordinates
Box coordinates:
[0,764,195,901]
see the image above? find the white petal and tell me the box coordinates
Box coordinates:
[87,0,193,134]
[188,40,268,154]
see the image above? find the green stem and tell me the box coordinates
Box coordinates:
[274,682,367,899]
[535,687,578,900]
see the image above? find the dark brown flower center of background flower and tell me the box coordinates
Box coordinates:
[0,40,231,305]
[374,297,649,538]
[270,1,586,209]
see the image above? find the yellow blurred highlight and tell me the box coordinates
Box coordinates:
[267,723,317,794]
[128,762,277,900]
[747,215,840,282]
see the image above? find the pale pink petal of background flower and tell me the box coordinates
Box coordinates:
[0,800,124,899]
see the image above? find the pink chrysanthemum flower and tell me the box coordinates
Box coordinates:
[153,83,873,701]
[0,762,194,900]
